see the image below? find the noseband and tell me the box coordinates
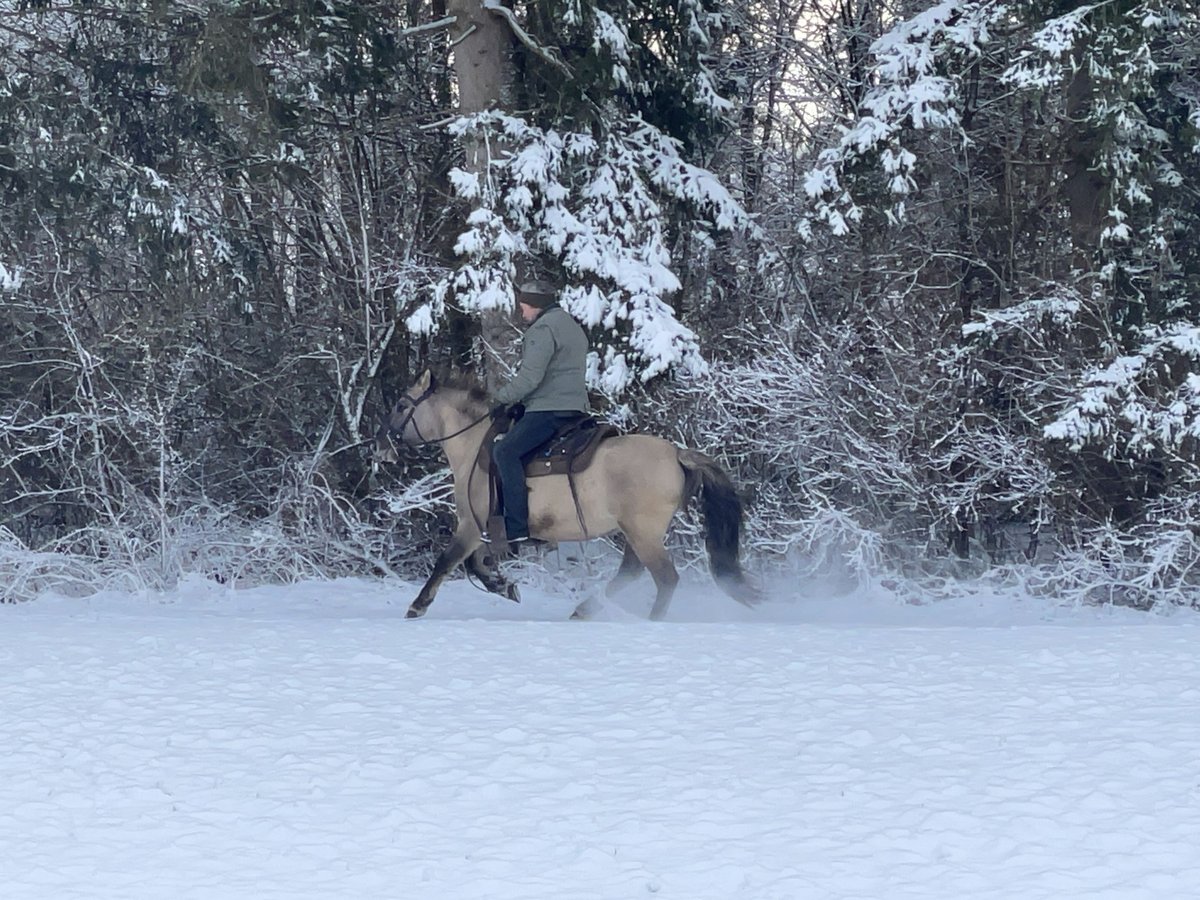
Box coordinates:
[388,382,438,445]
[386,382,490,448]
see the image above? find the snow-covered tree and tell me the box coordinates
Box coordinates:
[0,2,448,565]
[792,0,1200,593]
[403,1,756,394]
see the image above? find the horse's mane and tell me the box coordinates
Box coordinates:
[432,368,490,413]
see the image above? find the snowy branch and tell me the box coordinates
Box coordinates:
[482,0,573,76]
[398,15,456,39]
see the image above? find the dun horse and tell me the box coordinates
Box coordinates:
[375,371,758,619]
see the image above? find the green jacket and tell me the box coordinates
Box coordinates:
[494,304,589,413]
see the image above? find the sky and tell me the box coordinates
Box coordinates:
[3,570,1199,900]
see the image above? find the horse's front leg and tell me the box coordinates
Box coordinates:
[407,530,480,618]
[465,548,520,603]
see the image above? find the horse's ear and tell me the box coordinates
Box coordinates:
[414,369,432,392]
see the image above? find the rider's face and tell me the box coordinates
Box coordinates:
[518,301,539,323]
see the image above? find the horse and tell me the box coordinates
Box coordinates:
[374,370,759,620]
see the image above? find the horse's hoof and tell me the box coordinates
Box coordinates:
[570,597,597,620]
[405,606,426,619]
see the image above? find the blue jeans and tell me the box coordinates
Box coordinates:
[491,411,574,538]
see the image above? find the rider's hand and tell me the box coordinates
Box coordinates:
[490,404,507,421]
[509,403,525,422]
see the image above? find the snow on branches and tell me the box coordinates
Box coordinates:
[801,1,999,235]
[1046,323,1200,457]
[407,112,752,394]
[802,1,1199,241]
[1009,3,1193,254]
[1,261,22,292]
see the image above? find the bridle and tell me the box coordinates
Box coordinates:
[381,379,497,545]
[385,381,491,448]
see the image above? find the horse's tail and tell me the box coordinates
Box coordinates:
[677,449,759,607]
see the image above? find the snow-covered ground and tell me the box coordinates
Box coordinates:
[3,571,1199,900]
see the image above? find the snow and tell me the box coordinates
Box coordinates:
[3,575,1199,899]
[1046,322,1200,453]
[1030,5,1096,58]
[1,260,23,292]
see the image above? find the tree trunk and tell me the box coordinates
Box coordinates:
[1063,57,1106,273]
[448,0,514,168]
[448,0,517,389]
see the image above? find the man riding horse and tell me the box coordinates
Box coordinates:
[374,282,759,620]
[487,280,590,546]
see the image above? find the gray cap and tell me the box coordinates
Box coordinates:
[516,280,558,308]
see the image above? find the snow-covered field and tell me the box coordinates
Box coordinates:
[3,573,1199,900]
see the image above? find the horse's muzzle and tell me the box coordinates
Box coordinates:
[374,427,400,464]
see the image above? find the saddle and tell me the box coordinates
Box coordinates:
[475,414,619,478]
[475,414,620,543]
[523,416,620,479]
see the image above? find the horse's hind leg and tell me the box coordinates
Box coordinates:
[605,540,645,599]
[571,540,645,622]
[623,527,679,621]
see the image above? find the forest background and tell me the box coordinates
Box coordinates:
[2,0,1199,608]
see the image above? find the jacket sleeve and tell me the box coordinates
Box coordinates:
[494,322,555,405]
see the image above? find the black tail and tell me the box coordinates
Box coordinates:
[678,449,759,606]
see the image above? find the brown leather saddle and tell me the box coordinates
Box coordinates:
[475,415,619,477]
[475,415,620,543]
[521,416,620,479]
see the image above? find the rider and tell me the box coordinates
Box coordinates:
[488,280,589,544]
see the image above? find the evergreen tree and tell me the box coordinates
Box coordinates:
[800,0,1200,563]
[406,1,755,394]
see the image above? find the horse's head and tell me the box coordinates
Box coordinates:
[374,369,438,463]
